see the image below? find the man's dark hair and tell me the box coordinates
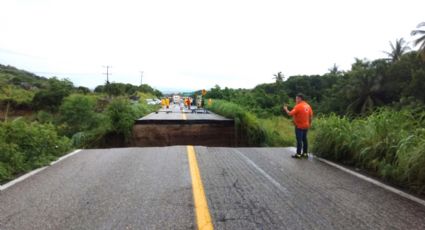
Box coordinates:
[296,93,305,100]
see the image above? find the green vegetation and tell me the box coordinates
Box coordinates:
[107,98,144,140]
[1,22,425,193]
[95,82,162,98]
[207,100,311,147]
[207,100,298,147]
[258,117,298,147]
[206,100,266,146]
[58,94,103,137]
[68,96,158,149]
[0,118,71,182]
[411,22,425,60]
[0,64,161,183]
[205,52,425,117]
[312,109,425,194]
[32,78,74,112]
[205,27,425,194]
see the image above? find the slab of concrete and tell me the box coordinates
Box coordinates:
[132,105,235,146]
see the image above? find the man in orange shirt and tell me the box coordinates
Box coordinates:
[284,94,313,159]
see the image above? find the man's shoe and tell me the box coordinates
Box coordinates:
[291,153,302,159]
[302,153,308,158]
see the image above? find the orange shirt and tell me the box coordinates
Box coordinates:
[288,101,313,129]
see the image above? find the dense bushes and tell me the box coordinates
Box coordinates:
[107,98,139,139]
[312,109,425,194]
[60,95,157,148]
[0,119,71,182]
[32,78,74,112]
[0,66,162,183]
[59,94,101,136]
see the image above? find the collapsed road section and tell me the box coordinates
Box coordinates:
[132,109,235,147]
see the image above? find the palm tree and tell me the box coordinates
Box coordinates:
[411,22,425,60]
[273,72,284,83]
[383,38,410,62]
[345,60,385,114]
[328,63,341,75]
[346,73,384,114]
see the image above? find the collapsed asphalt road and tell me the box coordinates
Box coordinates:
[1,147,425,230]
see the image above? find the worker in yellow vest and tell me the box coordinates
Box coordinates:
[165,97,170,109]
[161,98,166,109]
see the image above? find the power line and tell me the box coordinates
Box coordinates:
[103,65,111,84]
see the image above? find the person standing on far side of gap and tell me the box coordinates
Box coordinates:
[283,93,313,159]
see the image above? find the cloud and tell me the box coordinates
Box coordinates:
[1,0,424,91]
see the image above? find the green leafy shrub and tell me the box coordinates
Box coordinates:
[0,85,34,108]
[32,78,73,112]
[59,95,157,148]
[36,110,54,124]
[70,114,110,148]
[107,98,137,140]
[58,94,100,136]
[0,118,71,183]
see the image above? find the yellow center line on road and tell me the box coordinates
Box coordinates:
[187,145,214,230]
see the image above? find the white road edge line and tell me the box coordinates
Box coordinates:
[289,147,425,206]
[0,149,82,191]
[50,149,82,166]
[235,149,290,195]
[287,145,425,207]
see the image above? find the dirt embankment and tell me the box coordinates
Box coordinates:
[0,109,34,120]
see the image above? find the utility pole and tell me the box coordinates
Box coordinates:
[103,65,112,84]
[140,71,144,85]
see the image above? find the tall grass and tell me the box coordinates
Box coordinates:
[313,109,425,194]
[258,117,296,147]
[207,100,305,147]
[207,100,266,146]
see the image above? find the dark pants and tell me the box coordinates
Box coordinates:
[295,127,308,154]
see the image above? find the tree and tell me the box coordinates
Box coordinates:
[408,69,425,102]
[206,85,224,99]
[328,63,342,75]
[32,78,74,112]
[411,22,425,60]
[383,38,410,62]
[345,60,387,114]
[104,83,126,96]
[107,98,136,140]
[94,85,105,93]
[76,86,91,94]
[59,95,99,136]
[273,72,284,84]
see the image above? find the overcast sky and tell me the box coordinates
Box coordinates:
[1,0,424,92]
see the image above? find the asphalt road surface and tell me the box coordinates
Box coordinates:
[1,147,425,230]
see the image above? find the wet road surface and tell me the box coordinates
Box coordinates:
[1,147,425,229]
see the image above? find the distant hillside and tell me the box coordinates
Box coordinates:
[0,64,163,116]
[0,64,49,89]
